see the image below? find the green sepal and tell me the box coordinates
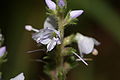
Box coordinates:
[63,34,75,46]
[0,59,7,64]
[0,52,7,64]
[46,7,57,16]
[64,11,79,26]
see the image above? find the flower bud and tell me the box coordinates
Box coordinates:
[70,10,84,19]
[58,0,65,7]
[45,0,56,10]
[0,46,6,57]
[75,33,100,57]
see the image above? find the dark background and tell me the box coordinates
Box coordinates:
[0,0,120,80]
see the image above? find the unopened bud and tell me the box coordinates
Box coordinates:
[45,0,56,10]
[70,10,84,19]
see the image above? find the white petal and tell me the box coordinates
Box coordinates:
[75,33,94,55]
[10,73,25,80]
[44,16,57,29]
[54,37,61,44]
[78,37,94,54]
[92,38,100,46]
[57,39,61,44]
[47,38,57,51]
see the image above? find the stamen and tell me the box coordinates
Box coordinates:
[25,25,39,32]
[76,58,93,61]
[72,51,88,66]
[26,49,45,53]
[31,59,47,64]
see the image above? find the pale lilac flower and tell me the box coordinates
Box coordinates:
[58,0,65,7]
[0,46,6,58]
[32,27,61,52]
[25,23,61,52]
[75,33,100,57]
[10,73,25,80]
[70,10,84,19]
[45,0,56,10]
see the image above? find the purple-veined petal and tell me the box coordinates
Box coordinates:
[32,32,43,42]
[0,46,6,57]
[32,28,53,43]
[45,0,56,10]
[56,39,61,44]
[47,37,57,51]
[54,30,60,38]
[70,10,84,19]
[40,38,51,45]
[53,37,61,44]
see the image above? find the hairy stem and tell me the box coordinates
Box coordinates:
[55,13,65,80]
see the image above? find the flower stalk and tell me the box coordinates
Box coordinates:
[55,11,65,80]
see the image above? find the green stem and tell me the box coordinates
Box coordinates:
[55,14,65,80]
